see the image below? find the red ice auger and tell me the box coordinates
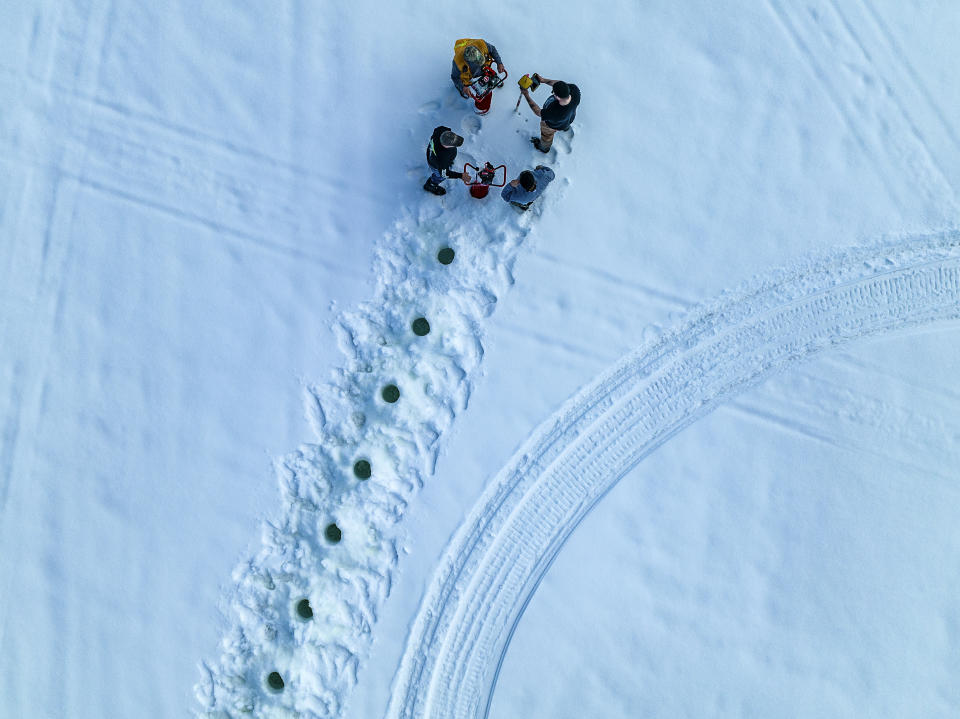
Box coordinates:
[463,162,506,199]
[465,66,508,115]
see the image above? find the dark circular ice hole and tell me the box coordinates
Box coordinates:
[324,523,342,544]
[437,247,455,265]
[353,459,371,480]
[296,598,314,620]
[267,671,284,691]
[382,384,400,403]
[412,317,431,336]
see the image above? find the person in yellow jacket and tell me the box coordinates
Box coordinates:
[450,39,506,97]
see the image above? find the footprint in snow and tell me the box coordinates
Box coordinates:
[419,100,441,114]
[555,134,573,154]
[461,115,482,135]
[419,204,443,222]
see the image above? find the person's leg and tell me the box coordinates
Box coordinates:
[424,168,447,194]
[539,121,557,150]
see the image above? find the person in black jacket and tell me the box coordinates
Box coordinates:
[424,126,469,196]
[520,75,581,153]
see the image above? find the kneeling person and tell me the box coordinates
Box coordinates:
[451,39,506,98]
[500,165,555,211]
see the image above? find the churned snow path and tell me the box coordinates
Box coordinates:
[196,85,573,716]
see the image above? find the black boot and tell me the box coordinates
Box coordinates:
[530,137,549,153]
[423,179,446,195]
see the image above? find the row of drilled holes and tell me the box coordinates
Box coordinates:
[265,246,455,694]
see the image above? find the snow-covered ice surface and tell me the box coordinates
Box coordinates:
[2,2,960,718]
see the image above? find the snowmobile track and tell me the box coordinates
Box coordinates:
[389,232,960,719]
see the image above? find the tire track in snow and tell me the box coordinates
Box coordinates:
[0,0,105,517]
[0,69,372,276]
[824,0,958,198]
[831,349,960,406]
[498,250,960,476]
[195,92,576,717]
[729,364,960,483]
[533,249,691,310]
[495,253,960,477]
[766,0,958,217]
[501,301,960,483]
[854,0,960,166]
[0,0,115,708]
[389,233,960,719]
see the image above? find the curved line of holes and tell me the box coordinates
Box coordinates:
[264,247,455,694]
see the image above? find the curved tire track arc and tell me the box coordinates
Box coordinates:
[389,232,960,719]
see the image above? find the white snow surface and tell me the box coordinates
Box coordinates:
[2,2,960,718]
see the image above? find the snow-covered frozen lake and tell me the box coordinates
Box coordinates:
[2,2,960,717]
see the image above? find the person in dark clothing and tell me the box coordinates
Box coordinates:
[520,74,581,152]
[424,126,469,196]
[500,165,555,211]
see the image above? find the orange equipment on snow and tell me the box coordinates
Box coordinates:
[463,162,506,198]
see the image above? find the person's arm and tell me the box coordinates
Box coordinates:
[486,42,504,72]
[535,166,556,183]
[501,182,521,202]
[440,150,468,181]
[521,88,541,117]
[452,61,468,96]
[533,73,555,86]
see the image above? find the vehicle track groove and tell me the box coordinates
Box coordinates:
[390,234,960,719]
